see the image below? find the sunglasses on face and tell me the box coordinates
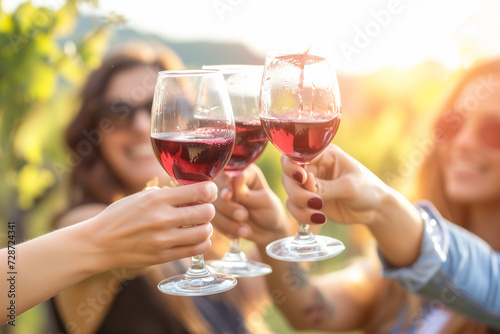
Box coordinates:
[98,98,154,127]
[435,111,500,148]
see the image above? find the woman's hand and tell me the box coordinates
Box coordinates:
[281,144,391,226]
[212,164,291,247]
[85,181,218,273]
[281,144,423,267]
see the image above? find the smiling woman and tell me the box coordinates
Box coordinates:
[49,42,272,334]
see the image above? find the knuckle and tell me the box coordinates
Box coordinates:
[141,189,158,203]
[192,240,212,255]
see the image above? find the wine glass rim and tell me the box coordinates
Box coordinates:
[202,64,264,71]
[265,49,312,56]
[157,69,221,77]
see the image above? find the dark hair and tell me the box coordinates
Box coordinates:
[65,43,184,205]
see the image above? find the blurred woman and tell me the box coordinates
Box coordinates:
[214,57,500,333]
[48,42,270,334]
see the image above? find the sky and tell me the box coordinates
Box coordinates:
[4,0,500,74]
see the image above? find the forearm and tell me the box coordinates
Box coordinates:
[258,246,330,330]
[367,187,424,267]
[1,222,99,321]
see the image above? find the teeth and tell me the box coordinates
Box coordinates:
[130,144,154,158]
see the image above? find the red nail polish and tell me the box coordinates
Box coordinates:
[307,197,323,210]
[311,213,326,224]
[293,171,303,183]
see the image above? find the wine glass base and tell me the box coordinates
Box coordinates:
[206,259,272,278]
[266,235,345,262]
[157,273,237,296]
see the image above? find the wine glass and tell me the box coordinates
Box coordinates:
[202,65,272,277]
[150,69,237,295]
[259,51,345,262]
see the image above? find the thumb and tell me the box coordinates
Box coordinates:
[309,172,357,202]
[231,171,250,202]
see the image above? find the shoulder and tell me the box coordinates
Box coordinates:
[56,203,108,229]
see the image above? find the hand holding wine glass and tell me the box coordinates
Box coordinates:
[202,65,272,277]
[259,51,345,261]
[150,69,237,295]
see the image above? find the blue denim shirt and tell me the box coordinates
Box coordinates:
[379,200,500,329]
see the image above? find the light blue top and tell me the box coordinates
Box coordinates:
[380,200,500,330]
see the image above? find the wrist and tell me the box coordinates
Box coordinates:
[367,187,424,267]
[69,218,110,275]
[368,186,418,230]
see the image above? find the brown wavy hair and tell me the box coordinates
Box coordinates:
[65,42,184,205]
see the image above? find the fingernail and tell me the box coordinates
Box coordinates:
[307,197,323,210]
[311,213,326,224]
[238,226,251,238]
[293,171,303,183]
[233,209,247,221]
[220,187,232,200]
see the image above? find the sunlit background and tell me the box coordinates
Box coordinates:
[1,1,500,333]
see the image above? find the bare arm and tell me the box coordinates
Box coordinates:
[1,183,217,326]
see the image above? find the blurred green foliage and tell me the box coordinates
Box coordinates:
[0,1,117,331]
[0,0,113,221]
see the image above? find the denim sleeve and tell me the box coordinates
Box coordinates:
[379,200,500,329]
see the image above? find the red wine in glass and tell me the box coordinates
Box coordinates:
[224,117,268,176]
[260,112,341,165]
[151,69,237,296]
[202,64,272,277]
[260,51,344,262]
[151,130,235,185]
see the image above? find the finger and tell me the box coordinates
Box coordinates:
[282,172,320,210]
[138,222,214,260]
[146,181,218,207]
[285,199,326,225]
[161,223,214,247]
[214,173,233,200]
[162,202,216,228]
[157,239,213,263]
[213,187,249,222]
[232,165,272,207]
[244,164,268,190]
[231,170,250,199]
[281,155,307,185]
[220,186,233,201]
[315,175,358,202]
[212,209,243,238]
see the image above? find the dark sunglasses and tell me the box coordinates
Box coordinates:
[98,98,154,127]
[435,111,500,148]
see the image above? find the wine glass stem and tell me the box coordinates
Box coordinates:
[293,164,317,243]
[185,255,212,278]
[294,223,316,243]
[229,238,242,253]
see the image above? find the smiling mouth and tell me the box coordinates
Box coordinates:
[448,159,486,177]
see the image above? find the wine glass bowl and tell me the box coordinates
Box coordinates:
[202,65,272,277]
[150,69,238,295]
[260,52,345,262]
